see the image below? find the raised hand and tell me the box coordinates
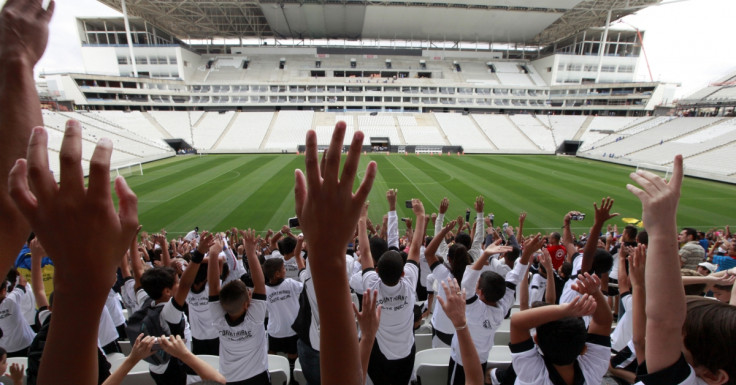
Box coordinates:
[128,333,156,362]
[437,278,467,328]
[386,188,397,211]
[519,212,527,225]
[241,229,257,249]
[539,248,554,271]
[572,272,602,296]
[564,294,597,318]
[353,289,381,339]
[483,242,513,256]
[9,362,25,385]
[474,195,484,213]
[0,0,55,66]
[628,244,646,288]
[411,198,425,217]
[9,125,139,294]
[627,156,682,232]
[439,197,449,214]
[196,231,214,255]
[593,197,619,225]
[294,121,376,258]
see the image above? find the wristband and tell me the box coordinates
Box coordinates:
[455,322,467,331]
[190,249,205,264]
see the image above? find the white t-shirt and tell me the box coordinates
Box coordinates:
[299,263,321,351]
[450,261,526,366]
[187,283,219,340]
[362,261,419,360]
[611,292,633,352]
[120,278,139,313]
[209,293,268,382]
[559,253,584,305]
[511,334,611,385]
[349,261,364,293]
[0,286,36,352]
[19,282,36,326]
[634,355,708,385]
[106,288,126,327]
[265,278,303,338]
[267,250,301,280]
[429,263,456,334]
[98,304,120,347]
[529,274,547,306]
[488,256,512,278]
[419,246,430,288]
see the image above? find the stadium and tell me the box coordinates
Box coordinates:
[3,0,736,384]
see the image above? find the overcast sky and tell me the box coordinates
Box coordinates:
[16,0,736,99]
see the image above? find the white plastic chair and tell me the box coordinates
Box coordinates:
[415,333,433,352]
[487,345,512,370]
[0,357,28,385]
[268,354,291,385]
[413,348,450,385]
[120,360,156,385]
[293,358,307,385]
[196,354,220,371]
[119,340,132,355]
[494,330,510,346]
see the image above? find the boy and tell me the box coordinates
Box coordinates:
[208,229,269,384]
[0,277,35,357]
[361,198,424,385]
[509,273,612,385]
[263,258,303,376]
[446,234,534,385]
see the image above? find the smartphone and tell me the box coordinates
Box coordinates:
[288,217,300,228]
[151,338,162,351]
[405,200,413,208]
[465,209,470,222]
[571,213,586,221]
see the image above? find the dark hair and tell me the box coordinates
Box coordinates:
[377,250,404,286]
[550,232,561,242]
[220,280,249,315]
[448,244,471,283]
[623,225,638,241]
[0,346,6,358]
[590,248,613,276]
[5,269,19,292]
[478,271,505,303]
[0,279,6,294]
[370,237,388,266]
[503,246,521,265]
[536,317,587,365]
[455,232,471,249]
[684,297,736,382]
[278,237,297,256]
[140,266,177,301]
[682,227,698,240]
[636,231,648,245]
[560,262,573,280]
[263,258,285,282]
[425,236,433,247]
[713,284,734,292]
[26,232,35,244]
[681,269,706,296]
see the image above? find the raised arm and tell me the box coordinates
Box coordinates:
[572,273,612,336]
[628,244,647,364]
[434,197,450,257]
[469,196,485,258]
[517,212,526,241]
[155,233,171,267]
[539,248,556,305]
[386,189,399,249]
[408,199,426,264]
[437,278,483,385]
[617,246,632,295]
[29,238,49,308]
[294,234,306,271]
[208,239,223,297]
[159,335,226,384]
[0,0,54,277]
[242,229,265,295]
[626,155,684,373]
[358,202,374,269]
[562,211,580,262]
[510,294,596,344]
[353,290,380,384]
[174,231,213,306]
[581,199,619,274]
[519,263,531,311]
[294,123,376,385]
[424,220,456,266]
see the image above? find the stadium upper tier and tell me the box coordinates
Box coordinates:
[42,111,736,183]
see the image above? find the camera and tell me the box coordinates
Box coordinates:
[571,213,586,221]
[288,217,300,228]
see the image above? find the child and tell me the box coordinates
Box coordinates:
[208,228,269,384]
[509,273,612,385]
[361,198,424,385]
[263,257,303,376]
[0,277,35,357]
[0,347,24,385]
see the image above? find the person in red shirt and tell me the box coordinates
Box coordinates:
[546,232,567,270]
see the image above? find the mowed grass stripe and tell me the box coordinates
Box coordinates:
[136,155,273,232]
[214,156,304,232]
[120,154,735,234]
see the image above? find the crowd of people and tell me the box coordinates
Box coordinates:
[1,1,736,385]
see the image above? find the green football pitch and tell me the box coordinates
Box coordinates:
[118,154,736,237]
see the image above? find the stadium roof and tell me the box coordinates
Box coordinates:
[97,0,660,45]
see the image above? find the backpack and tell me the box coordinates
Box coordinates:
[290,278,313,346]
[125,297,181,366]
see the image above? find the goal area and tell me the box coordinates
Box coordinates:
[110,162,143,179]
